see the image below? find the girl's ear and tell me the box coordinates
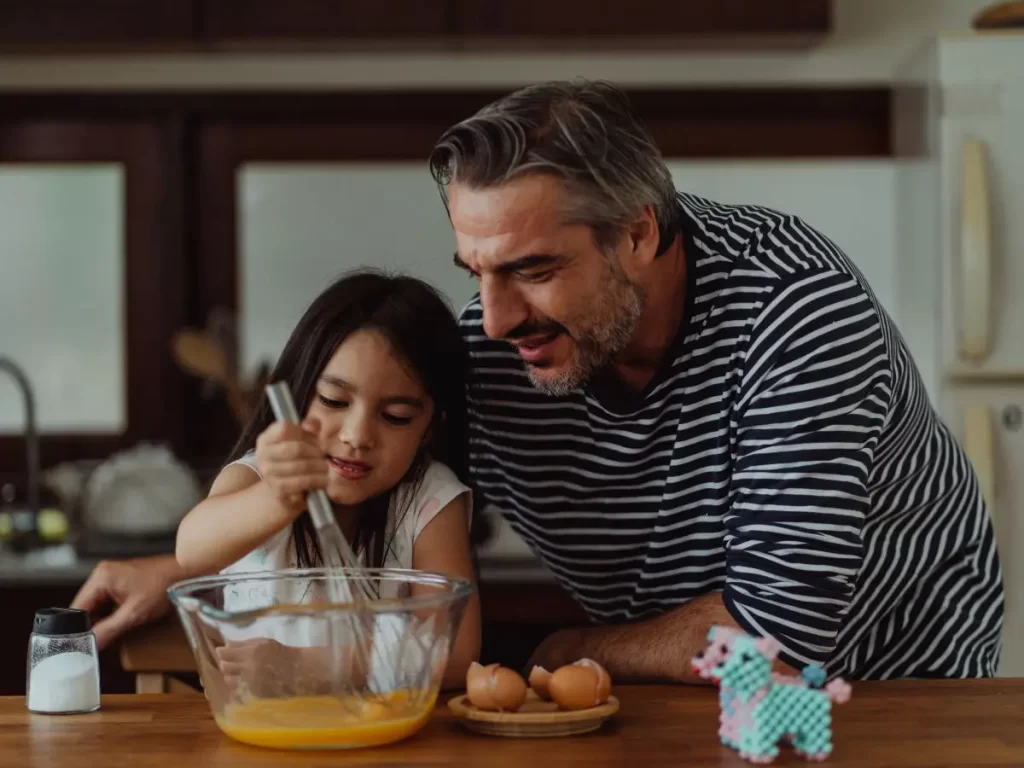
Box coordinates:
[424,409,445,443]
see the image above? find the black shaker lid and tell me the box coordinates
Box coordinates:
[33,607,91,636]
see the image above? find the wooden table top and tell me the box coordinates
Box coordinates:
[3,681,1024,766]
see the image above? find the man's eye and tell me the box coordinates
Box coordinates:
[520,270,554,283]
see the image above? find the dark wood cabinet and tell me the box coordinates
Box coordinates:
[0,118,188,470]
[0,1,198,47]
[458,0,831,40]
[0,85,889,474]
[201,0,450,43]
[0,0,832,50]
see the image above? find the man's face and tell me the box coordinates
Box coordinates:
[449,174,645,395]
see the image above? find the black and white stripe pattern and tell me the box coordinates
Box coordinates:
[461,193,1003,679]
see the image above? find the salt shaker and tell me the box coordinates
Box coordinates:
[26,607,101,714]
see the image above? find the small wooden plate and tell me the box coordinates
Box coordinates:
[447,690,619,738]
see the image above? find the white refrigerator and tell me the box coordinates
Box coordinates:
[895,31,1024,677]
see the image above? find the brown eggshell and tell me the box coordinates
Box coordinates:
[528,665,553,701]
[465,662,500,710]
[465,662,527,712]
[490,667,528,711]
[548,658,612,710]
[576,658,612,702]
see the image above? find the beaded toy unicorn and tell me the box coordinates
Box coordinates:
[692,627,851,764]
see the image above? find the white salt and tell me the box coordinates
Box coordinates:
[27,651,100,713]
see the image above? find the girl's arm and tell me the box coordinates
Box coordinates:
[176,465,294,576]
[411,493,482,690]
[177,420,326,576]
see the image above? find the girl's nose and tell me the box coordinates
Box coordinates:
[340,409,375,451]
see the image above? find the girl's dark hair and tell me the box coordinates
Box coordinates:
[227,269,470,570]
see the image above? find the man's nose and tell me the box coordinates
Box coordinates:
[479,277,529,340]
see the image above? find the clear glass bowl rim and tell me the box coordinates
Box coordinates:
[167,567,474,623]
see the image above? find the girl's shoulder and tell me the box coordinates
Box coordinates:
[401,459,472,540]
[225,449,261,477]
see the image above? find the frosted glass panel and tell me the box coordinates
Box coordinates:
[239,162,902,373]
[0,165,125,434]
[240,164,474,371]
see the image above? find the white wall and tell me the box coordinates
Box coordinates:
[0,0,994,89]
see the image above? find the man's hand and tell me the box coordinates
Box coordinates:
[525,628,584,674]
[70,555,184,650]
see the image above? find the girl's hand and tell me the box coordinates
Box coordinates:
[216,639,312,697]
[254,417,328,517]
[216,639,339,697]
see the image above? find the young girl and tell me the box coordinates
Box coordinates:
[175,269,480,691]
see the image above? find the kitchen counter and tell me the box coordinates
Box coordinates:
[0,546,560,586]
[0,548,577,696]
[0,548,98,586]
[3,681,1023,766]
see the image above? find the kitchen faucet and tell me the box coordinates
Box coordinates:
[0,356,40,516]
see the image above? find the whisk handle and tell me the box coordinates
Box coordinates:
[265,381,338,532]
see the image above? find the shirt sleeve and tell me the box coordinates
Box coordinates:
[722,269,893,670]
[411,460,473,540]
[225,450,261,477]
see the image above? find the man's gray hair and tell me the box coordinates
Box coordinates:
[429,79,678,253]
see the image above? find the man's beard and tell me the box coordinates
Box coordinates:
[524,266,643,397]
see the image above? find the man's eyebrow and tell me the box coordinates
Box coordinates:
[453,252,561,276]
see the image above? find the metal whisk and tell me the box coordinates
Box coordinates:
[265,381,374,591]
[265,381,381,695]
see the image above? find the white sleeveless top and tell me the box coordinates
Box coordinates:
[214,453,471,681]
[219,453,471,608]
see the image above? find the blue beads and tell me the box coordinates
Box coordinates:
[693,627,852,764]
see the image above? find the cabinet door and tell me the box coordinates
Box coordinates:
[944,387,1024,677]
[0,121,186,471]
[940,38,1024,376]
[202,0,450,42]
[0,1,196,46]
[456,0,830,39]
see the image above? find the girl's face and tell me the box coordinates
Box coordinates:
[306,329,434,507]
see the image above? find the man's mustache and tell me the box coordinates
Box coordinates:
[505,320,567,341]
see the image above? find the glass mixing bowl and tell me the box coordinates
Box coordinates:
[167,568,473,750]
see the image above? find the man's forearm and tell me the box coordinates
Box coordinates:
[532,592,737,684]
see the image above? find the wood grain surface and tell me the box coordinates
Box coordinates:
[2,681,1024,766]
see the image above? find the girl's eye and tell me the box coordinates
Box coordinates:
[317,395,348,409]
[382,412,414,426]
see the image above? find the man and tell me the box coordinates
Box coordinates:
[73,80,1003,681]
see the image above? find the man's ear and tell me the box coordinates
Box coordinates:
[625,206,660,267]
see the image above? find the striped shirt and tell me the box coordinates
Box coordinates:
[460,193,1004,679]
